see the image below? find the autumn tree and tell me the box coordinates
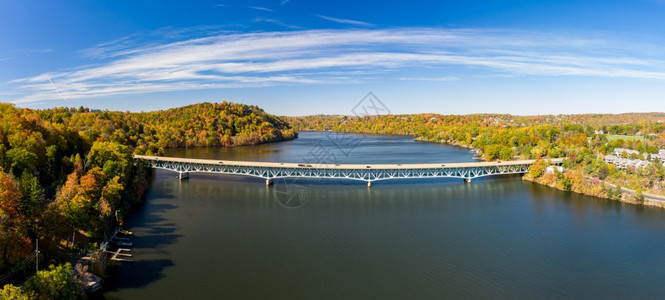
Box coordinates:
[54,169,108,237]
[0,171,32,270]
[529,159,546,179]
[24,263,80,300]
[0,284,33,300]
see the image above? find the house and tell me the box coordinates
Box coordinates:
[545,166,564,174]
[605,148,665,170]
[612,148,640,158]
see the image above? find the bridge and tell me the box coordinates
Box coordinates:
[134,155,563,187]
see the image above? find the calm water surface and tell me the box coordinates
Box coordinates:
[104,132,665,299]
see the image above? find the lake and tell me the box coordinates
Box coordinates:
[103,132,665,299]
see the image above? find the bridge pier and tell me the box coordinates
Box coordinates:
[464,178,471,183]
[178,172,189,180]
[266,179,273,186]
[367,181,372,188]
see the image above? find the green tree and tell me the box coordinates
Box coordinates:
[0,284,33,300]
[86,141,132,183]
[44,145,60,183]
[0,144,7,171]
[101,176,124,212]
[5,148,38,177]
[24,263,80,300]
[605,185,624,201]
[19,170,43,217]
[635,188,645,204]
[499,146,514,160]
[560,175,572,191]
[597,163,609,180]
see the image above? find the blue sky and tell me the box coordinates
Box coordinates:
[2,0,665,115]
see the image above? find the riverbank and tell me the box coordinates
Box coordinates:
[523,170,665,209]
[413,137,484,158]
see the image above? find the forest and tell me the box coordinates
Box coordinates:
[0,101,296,298]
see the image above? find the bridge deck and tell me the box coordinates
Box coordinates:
[134,155,563,170]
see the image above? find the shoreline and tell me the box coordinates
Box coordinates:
[522,173,665,209]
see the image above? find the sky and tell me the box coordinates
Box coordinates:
[1,0,665,116]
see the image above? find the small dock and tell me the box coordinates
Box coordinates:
[105,248,133,263]
[105,229,134,263]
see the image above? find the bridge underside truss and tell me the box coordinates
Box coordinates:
[138,159,535,183]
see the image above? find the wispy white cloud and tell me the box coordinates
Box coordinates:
[23,49,53,56]
[0,49,52,62]
[8,28,665,104]
[316,15,373,26]
[80,34,144,59]
[398,76,459,82]
[79,26,234,59]
[252,18,301,29]
[249,6,275,12]
[216,4,275,13]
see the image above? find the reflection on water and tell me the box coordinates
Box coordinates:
[104,133,665,299]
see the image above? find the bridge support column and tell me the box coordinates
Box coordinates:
[266,179,273,186]
[178,172,189,180]
[367,181,372,188]
[464,178,471,183]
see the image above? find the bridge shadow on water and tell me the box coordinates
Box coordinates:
[185,170,524,185]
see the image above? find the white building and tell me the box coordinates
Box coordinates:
[605,148,665,170]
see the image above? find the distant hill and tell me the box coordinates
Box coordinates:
[286,112,665,133]
[34,101,298,155]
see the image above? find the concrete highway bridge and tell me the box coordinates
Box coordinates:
[134,155,563,187]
